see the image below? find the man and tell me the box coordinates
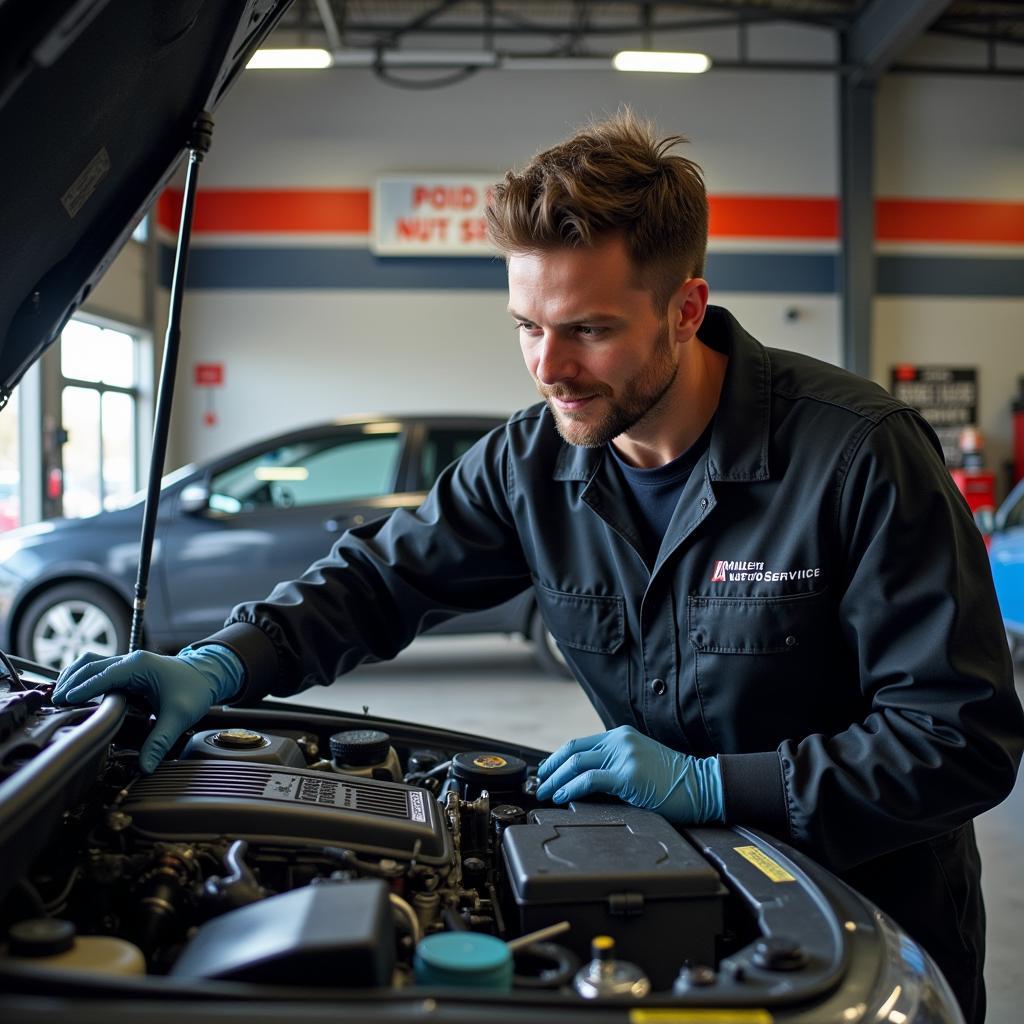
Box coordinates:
[54,111,1022,1021]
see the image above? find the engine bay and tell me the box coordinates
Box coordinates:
[0,675,888,1016]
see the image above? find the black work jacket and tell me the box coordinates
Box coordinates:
[209,307,1021,1014]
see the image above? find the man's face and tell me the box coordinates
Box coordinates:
[508,238,678,448]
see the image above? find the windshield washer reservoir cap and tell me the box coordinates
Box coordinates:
[414,932,512,990]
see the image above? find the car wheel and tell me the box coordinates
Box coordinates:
[16,583,130,671]
[530,610,573,679]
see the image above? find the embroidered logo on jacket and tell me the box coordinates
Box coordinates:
[710,559,821,583]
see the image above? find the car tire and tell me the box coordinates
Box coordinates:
[16,583,130,672]
[530,610,573,679]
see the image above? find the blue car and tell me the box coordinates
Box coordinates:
[991,477,1024,661]
[0,414,565,676]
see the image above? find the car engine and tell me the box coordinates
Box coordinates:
[2,711,738,992]
[0,684,935,1021]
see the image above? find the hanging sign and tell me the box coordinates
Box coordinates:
[373,175,498,256]
[194,362,224,387]
[194,362,224,427]
[890,364,978,466]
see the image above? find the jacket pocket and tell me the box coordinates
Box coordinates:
[533,583,636,728]
[686,589,840,749]
[688,589,828,654]
[534,582,624,654]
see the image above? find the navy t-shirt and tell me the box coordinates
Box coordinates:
[609,420,714,566]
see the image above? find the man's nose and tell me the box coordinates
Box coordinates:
[535,333,577,385]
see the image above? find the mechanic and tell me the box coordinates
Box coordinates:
[54,111,1023,1022]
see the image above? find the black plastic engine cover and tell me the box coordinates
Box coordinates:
[122,760,448,863]
[170,879,395,986]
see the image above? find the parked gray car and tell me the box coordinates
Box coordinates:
[0,414,566,676]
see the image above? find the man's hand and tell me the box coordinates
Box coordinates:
[52,645,244,773]
[535,725,724,824]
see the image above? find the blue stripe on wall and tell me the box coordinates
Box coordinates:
[160,244,1022,297]
[876,255,1024,297]
[708,252,837,293]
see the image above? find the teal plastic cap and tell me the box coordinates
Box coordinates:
[413,932,513,990]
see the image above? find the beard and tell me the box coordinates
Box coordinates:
[539,322,678,448]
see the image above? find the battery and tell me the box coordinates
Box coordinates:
[501,803,726,990]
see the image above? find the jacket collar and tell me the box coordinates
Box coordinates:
[552,304,772,484]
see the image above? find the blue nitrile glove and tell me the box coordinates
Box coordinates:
[535,724,724,824]
[52,645,244,774]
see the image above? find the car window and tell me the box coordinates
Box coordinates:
[1004,488,1024,530]
[209,430,401,513]
[419,428,489,490]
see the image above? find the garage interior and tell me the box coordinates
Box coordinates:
[1,2,1022,1021]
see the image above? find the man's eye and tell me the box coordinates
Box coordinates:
[514,321,539,333]
[576,325,605,338]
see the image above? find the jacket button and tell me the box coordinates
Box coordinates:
[785,635,798,648]
[699,497,708,510]
[651,678,667,696]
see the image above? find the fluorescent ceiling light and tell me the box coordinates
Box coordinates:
[613,51,711,74]
[247,48,332,70]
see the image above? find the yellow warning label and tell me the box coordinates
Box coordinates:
[631,1011,773,1024]
[734,845,796,883]
[472,755,507,769]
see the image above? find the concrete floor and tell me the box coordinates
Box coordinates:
[276,635,1024,1023]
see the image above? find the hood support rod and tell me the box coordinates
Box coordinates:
[129,113,214,653]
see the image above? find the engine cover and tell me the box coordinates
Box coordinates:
[122,760,449,863]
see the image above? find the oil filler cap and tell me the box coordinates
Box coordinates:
[211,728,267,750]
[452,751,527,789]
[330,729,391,767]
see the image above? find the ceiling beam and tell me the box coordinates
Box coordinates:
[848,0,953,83]
[314,0,343,52]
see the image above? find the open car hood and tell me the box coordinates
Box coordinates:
[0,0,291,397]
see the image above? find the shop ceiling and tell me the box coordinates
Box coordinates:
[267,1,1023,79]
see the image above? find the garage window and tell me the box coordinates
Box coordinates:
[59,319,139,518]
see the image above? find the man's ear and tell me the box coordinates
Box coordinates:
[670,278,709,344]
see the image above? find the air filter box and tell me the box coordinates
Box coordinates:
[501,803,726,990]
[170,880,393,986]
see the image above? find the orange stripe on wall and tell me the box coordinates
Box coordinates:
[709,196,839,239]
[157,189,371,233]
[156,189,1024,245]
[877,199,1024,244]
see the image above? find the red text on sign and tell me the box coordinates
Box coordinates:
[397,218,450,242]
[413,186,478,211]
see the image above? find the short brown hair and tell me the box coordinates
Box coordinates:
[486,109,708,309]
